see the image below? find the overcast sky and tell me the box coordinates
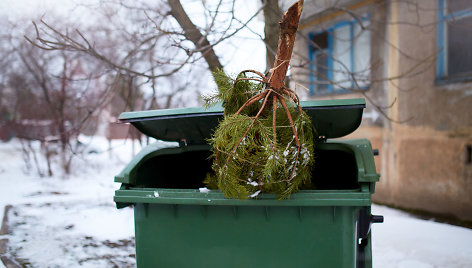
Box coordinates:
[0,0,266,76]
[0,0,100,20]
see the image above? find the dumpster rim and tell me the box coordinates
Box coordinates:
[114,187,372,207]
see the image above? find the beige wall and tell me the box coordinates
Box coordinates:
[294,0,472,222]
[378,0,472,222]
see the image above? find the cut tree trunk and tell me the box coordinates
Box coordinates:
[262,0,282,72]
[208,0,311,200]
[267,0,303,91]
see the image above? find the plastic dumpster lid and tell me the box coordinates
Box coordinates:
[118,98,365,144]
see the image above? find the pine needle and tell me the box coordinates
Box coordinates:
[205,70,315,199]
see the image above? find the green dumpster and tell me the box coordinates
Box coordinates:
[114,98,383,268]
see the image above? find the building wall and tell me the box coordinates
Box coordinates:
[380,0,472,221]
[293,0,472,222]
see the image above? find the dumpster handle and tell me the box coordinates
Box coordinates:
[357,209,383,268]
[358,209,384,245]
[371,214,384,223]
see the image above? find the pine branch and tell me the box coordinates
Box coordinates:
[206,1,315,200]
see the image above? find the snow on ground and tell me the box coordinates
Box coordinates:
[0,138,471,267]
[372,205,472,268]
[0,137,175,267]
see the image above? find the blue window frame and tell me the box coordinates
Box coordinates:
[308,16,370,95]
[309,31,332,92]
[437,0,472,81]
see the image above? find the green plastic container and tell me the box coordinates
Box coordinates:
[114,98,382,268]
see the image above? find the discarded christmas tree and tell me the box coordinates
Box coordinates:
[204,0,315,199]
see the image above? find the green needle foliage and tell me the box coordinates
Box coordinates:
[204,69,316,199]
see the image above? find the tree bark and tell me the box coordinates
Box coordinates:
[267,0,303,91]
[262,0,281,72]
[167,0,224,74]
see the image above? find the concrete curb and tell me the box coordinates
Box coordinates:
[0,205,21,268]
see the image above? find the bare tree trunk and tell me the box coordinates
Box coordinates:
[59,59,70,175]
[27,139,44,177]
[42,141,53,176]
[267,0,303,91]
[262,0,303,113]
[262,0,281,72]
[167,0,223,75]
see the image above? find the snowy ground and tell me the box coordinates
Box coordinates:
[0,138,471,267]
[372,205,472,268]
[0,138,143,267]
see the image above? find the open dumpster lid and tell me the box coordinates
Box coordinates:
[118,98,365,144]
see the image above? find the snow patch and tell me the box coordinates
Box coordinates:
[199,187,210,194]
[249,190,261,198]
[247,179,259,186]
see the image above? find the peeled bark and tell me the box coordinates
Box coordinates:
[262,0,282,72]
[267,0,303,91]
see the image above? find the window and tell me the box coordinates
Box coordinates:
[308,17,370,95]
[437,0,472,81]
[310,32,330,92]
